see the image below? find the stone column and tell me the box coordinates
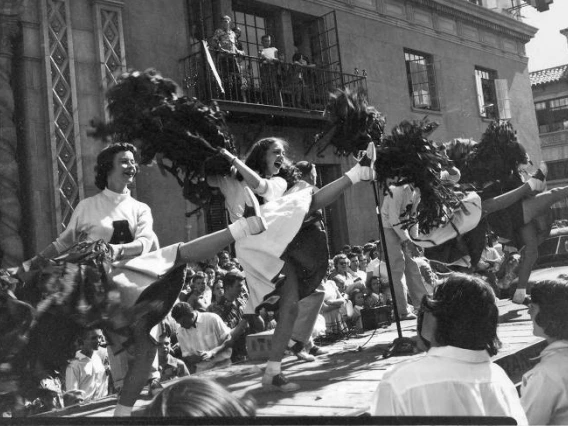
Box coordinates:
[0,2,24,267]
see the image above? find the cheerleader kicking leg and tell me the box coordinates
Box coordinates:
[309,142,376,213]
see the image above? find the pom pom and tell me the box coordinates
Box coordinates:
[376,118,461,234]
[90,69,237,206]
[313,88,386,156]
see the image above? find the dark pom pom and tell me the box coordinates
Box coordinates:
[90,69,237,206]
[447,120,528,188]
[313,88,386,156]
[375,118,461,234]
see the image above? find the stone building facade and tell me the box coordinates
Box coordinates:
[1,0,539,266]
[530,28,568,219]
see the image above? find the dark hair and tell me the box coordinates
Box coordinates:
[94,142,138,190]
[295,161,314,179]
[143,377,256,417]
[349,288,364,304]
[240,137,299,189]
[418,273,501,355]
[261,34,271,42]
[171,302,194,323]
[530,277,568,340]
[222,271,245,288]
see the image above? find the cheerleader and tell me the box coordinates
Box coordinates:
[208,137,375,391]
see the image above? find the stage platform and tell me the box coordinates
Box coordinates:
[36,299,544,419]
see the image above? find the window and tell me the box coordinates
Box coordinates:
[546,159,568,181]
[474,67,500,119]
[233,10,269,58]
[404,50,439,110]
[535,96,568,133]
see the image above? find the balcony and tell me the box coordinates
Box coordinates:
[179,45,367,119]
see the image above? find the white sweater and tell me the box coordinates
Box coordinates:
[54,188,156,255]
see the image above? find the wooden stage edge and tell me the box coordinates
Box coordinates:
[32,299,543,419]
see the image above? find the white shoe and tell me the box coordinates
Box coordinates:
[359,142,376,181]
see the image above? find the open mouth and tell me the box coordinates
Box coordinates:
[124,171,135,178]
[274,160,282,169]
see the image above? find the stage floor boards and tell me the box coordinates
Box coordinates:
[40,299,543,418]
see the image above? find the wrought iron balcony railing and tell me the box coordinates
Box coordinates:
[179,45,367,112]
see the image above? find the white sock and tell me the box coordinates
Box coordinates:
[114,404,133,417]
[345,163,362,185]
[265,361,281,376]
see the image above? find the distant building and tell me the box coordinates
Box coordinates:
[0,0,540,266]
[530,28,568,219]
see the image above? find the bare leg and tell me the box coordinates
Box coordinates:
[262,261,300,391]
[310,176,354,213]
[116,323,157,413]
[513,222,539,303]
[481,183,531,217]
[177,228,234,264]
[522,186,568,223]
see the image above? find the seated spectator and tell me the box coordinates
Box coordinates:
[367,276,392,306]
[371,273,527,424]
[157,333,189,382]
[217,250,232,270]
[348,252,367,284]
[347,288,365,332]
[210,277,225,306]
[171,302,246,374]
[365,241,389,287]
[208,270,249,362]
[363,291,381,309]
[258,307,277,331]
[331,254,357,290]
[142,376,256,417]
[65,328,108,404]
[320,279,348,336]
[520,277,568,425]
[181,271,211,312]
[203,265,217,288]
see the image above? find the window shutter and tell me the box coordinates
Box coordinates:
[206,191,228,233]
[426,59,439,110]
[495,79,511,120]
[475,73,485,116]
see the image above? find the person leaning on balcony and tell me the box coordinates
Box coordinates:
[210,15,243,100]
[258,34,282,106]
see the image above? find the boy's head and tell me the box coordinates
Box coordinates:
[418,273,500,355]
[192,271,207,293]
[261,35,272,48]
[529,276,568,340]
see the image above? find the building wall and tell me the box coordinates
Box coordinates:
[18,0,191,256]
[14,0,540,257]
[226,0,539,245]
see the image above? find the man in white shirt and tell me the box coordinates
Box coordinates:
[520,278,568,425]
[65,329,109,403]
[380,184,428,320]
[171,302,246,374]
[371,274,527,425]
